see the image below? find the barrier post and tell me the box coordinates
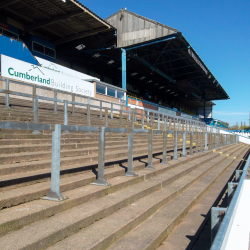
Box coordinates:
[181,131,187,158]
[146,130,155,169]
[157,113,160,130]
[164,116,167,131]
[42,124,66,201]
[173,130,179,161]
[125,129,137,176]
[131,109,135,129]
[142,110,144,129]
[150,115,154,129]
[5,79,10,109]
[201,132,204,152]
[32,84,36,112]
[178,119,181,131]
[205,132,208,151]
[62,100,69,134]
[161,131,168,165]
[99,100,103,119]
[91,127,109,186]
[86,104,90,126]
[189,131,193,155]
[195,131,199,153]
[111,102,113,119]
[72,93,75,115]
[53,90,57,114]
[119,109,123,129]
[105,107,108,127]
[32,96,41,134]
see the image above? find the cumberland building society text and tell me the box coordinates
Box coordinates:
[7,67,93,96]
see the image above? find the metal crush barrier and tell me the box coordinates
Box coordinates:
[0,77,210,132]
[0,119,237,202]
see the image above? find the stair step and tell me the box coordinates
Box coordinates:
[104,146,246,250]
[156,147,249,250]
[0,144,243,249]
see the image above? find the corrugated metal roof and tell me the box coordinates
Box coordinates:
[0,0,114,44]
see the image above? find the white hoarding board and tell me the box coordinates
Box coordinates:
[158,107,176,116]
[35,56,99,82]
[0,55,95,97]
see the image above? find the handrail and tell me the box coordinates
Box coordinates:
[0,120,236,201]
[0,77,206,123]
[210,153,250,250]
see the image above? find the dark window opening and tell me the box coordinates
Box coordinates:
[1,28,18,40]
[33,41,55,58]
[33,42,44,54]
[45,47,55,58]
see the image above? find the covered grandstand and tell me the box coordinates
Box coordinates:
[0,0,229,120]
[2,2,250,250]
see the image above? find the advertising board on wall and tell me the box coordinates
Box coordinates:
[0,55,95,97]
[35,56,99,83]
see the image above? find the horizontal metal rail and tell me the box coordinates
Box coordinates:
[0,120,236,202]
[211,153,250,250]
[0,77,206,125]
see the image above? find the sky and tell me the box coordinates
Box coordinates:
[80,0,250,126]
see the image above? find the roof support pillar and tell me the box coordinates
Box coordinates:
[204,101,206,119]
[121,48,126,90]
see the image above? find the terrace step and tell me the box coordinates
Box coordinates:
[104,145,247,250]
[156,146,250,250]
[0,144,244,250]
[0,143,219,209]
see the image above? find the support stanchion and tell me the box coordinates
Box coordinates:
[41,124,66,201]
[161,131,168,165]
[105,107,108,128]
[32,85,36,112]
[53,90,57,114]
[195,132,199,153]
[146,130,155,170]
[99,100,103,119]
[85,104,92,134]
[205,132,208,151]
[91,127,110,186]
[189,131,193,155]
[62,100,69,134]
[72,94,75,115]
[142,110,145,129]
[201,132,204,152]
[4,79,10,109]
[86,104,90,126]
[181,131,187,158]
[125,129,138,176]
[131,109,135,129]
[157,113,160,130]
[111,102,113,119]
[32,96,41,134]
[172,130,179,161]
[119,109,123,129]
